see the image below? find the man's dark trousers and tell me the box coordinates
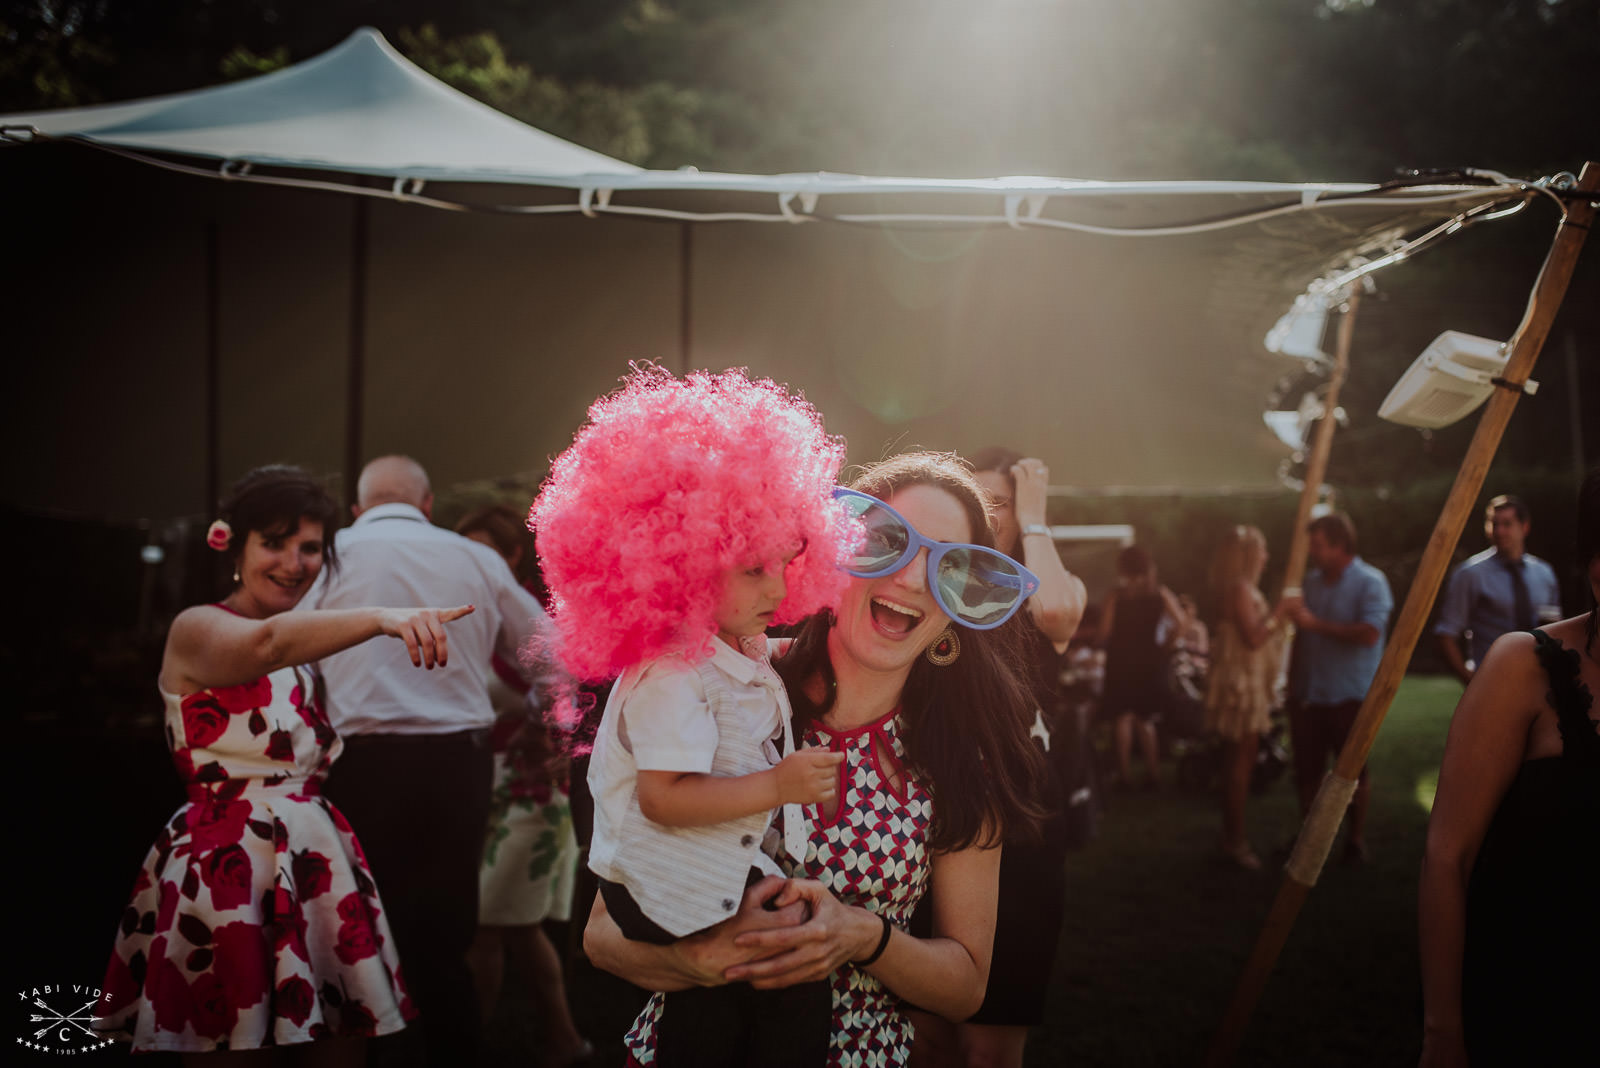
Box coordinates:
[326,729,493,1066]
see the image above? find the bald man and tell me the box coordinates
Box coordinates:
[308,456,552,1066]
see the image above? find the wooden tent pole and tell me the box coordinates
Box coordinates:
[344,197,369,513]
[204,219,221,514]
[1279,289,1359,599]
[1205,160,1598,1068]
[679,221,694,375]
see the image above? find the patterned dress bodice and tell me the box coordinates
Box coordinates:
[163,664,341,796]
[624,708,934,1067]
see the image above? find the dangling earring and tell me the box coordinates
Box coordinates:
[232,566,241,583]
[925,628,961,666]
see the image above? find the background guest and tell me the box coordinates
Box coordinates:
[455,505,589,1066]
[310,456,553,1066]
[908,446,1086,1068]
[1098,545,1188,790]
[1433,493,1562,685]
[95,465,468,1062]
[1204,525,1286,870]
[1281,513,1392,865]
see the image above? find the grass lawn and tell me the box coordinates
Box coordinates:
[501,676,1462,1066]
[1028,675,1462,1066]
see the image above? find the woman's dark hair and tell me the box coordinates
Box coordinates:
[775,451,1048,852]
[218,465,339,577]
[1117,544,1153,579]
[1579,467,1599,651]
[1308,512,1358,554]
[966,446,1025,492]
[455,504,543,594]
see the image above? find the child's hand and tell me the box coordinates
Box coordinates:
[775,750,846,806]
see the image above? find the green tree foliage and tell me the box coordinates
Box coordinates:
[390,24,714,166]
[219,45,289,81]
[5,0,1592,176]
[0,10,114,108]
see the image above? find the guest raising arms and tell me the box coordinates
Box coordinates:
[908,446,1086,1068]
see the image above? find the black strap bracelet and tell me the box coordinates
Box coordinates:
[855,914,893,967]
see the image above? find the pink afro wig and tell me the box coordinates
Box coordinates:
[531,365,853,683]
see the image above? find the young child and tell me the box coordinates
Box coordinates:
[531,365,854,1068]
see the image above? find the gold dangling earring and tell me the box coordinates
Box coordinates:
[925,628,960,666]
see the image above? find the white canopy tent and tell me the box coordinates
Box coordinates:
[0,26,639,181]
[1,27,1546,524]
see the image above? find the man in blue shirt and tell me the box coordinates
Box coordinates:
[1284,513,1393,865]
[1432,494,1562,685]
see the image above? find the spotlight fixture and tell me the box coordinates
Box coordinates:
[1378,330,1537,429]
[1264,295,1330,360]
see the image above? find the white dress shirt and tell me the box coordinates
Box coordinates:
[305,502,551,737]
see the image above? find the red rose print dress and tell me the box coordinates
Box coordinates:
[624,708,933,1068]
[95,663,415,1051]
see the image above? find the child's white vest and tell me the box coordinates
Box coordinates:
[599,656,791,938]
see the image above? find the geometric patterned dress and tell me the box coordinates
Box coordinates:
[94,662,415,1051]
[625,708,933,1067]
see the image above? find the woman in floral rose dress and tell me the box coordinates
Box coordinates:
[95,465,472,1063]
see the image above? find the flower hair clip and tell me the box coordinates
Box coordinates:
[206,519,233,552]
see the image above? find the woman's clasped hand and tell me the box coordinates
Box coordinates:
[726,878,883,988]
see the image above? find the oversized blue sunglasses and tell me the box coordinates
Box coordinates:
[833,488,1040,630]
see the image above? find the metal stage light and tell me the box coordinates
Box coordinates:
[1377,330,1538,429]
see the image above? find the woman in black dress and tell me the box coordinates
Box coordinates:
[1098,545,1187,789]
[1418,468,1599,1067]
[908,447,1086,1068]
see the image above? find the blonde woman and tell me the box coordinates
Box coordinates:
[1204,525,1286,869]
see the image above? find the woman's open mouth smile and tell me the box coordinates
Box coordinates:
[870,596,923,636]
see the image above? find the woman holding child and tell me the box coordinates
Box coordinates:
[541,371,1046,1067]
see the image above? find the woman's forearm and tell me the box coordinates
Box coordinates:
[583,876,808,994]
[168,605,468,693]
[737,894,991,1017]
[254,609,390,674]
[1021,537,1086,648]
[1417,851,1469,1041]
[1239,603,1278,651]
[731,849,999,1019]
[170,608,388,691]
[581,891,698,992]
[864,920,989,1020]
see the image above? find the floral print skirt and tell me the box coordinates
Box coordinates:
[479,752,578,926]
[95,778,415,1051]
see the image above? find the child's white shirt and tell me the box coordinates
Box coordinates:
[588,634,802,937]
